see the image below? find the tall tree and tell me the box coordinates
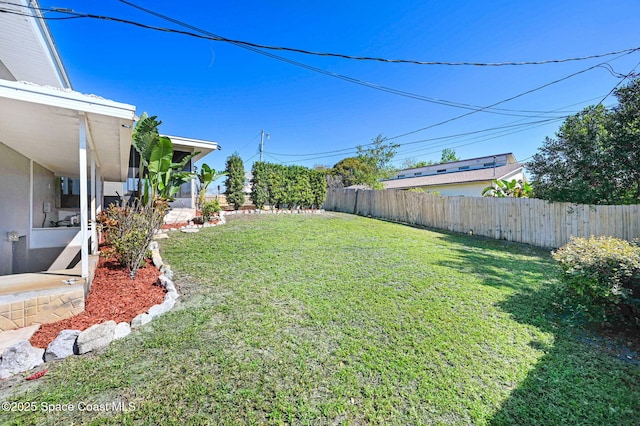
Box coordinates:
[610,78,640,202]
[224,152,246,210]
[529,77,640,205]
[331,157,372,187]
[528,104,617,204]
[356,134,399,189]
[440,148,459,163]
[402,158,434,169]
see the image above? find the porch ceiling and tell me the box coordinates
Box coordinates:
[0,80,135,181]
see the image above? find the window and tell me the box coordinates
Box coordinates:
[414,172,422,176]
[459,166,470,170]
[437,169,446,173]
[58,177,81,208]
[483,162,495,167]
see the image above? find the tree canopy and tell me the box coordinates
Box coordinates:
[528,78,640,205]
[401,149,459,170]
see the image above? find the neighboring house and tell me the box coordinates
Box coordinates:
[382,153,526,196]
[0,0,219,331]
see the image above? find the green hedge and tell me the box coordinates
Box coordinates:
[553,236,640,327]
[250,162,327,209]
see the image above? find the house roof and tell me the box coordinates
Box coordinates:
[163,135,221,163]
[0,79,136,181]
[0,0,71,88]
[398,153,517,174]
[382,163,524,190]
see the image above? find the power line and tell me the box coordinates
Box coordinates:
[393,118,565,162]
[386,50,638,142]
[108,0,640,67]
[110,1,636,116]
[234,131,262,155]
[271,116,566,165]
[267,118,563,158]
[596,61,640,106]
[3,1,630,119]
[391,119,563,166]
[4,1,634,167]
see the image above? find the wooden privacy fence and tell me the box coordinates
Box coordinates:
[324,189,640,248]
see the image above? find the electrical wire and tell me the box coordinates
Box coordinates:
[596,61,640,106]
[272,116,566,165]
[4,1,635,166]
[267,118,562,157]
[234,131,262,155]
[386,50,638,142]
[11,0,638,67]
[2,1,628,119]
[113,0,640,67]
[111,1,628,117]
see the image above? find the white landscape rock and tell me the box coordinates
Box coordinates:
[180,228,199,233]
[76,320,116,354]
[113,322,131,340]
[147,298,175,319]
[0,340,44,379]
[131,312,152,328]
[160,265,173,280]
[151,249,163,268]
[165,290,179,302]
[44,329,80,361]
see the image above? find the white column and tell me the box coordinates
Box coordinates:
[96,167,103,253]
[90,150,98,254]
[96,168,103,214]
[79,115,89,278]
[191,175,196,209]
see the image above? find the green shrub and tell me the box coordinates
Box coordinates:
[552,236,640,326]
[201,199,221,221]
[97,202,164,279]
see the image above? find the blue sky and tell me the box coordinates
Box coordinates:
[38,0,640,175]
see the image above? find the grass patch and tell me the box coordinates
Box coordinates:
[3,213,639,425]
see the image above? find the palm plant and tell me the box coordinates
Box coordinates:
[482,179,533,198]
[195,163,225,210]
[131,112,199,205]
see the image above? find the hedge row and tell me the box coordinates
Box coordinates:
[250,162,326,210]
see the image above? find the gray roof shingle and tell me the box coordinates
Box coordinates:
[382,163,524,189]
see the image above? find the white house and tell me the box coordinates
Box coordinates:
[382,153,526,196]
[0,0,220,331]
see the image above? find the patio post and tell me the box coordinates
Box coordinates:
[90,149,98,254]
[79,115,89,278]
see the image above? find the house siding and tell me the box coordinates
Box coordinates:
[0,142,30,275]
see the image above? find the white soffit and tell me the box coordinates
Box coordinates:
[164,135,220,162]
[0,80,135,181]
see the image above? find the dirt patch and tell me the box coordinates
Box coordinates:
[30,256,165,349]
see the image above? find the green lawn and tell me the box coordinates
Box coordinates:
[3,213,639,425]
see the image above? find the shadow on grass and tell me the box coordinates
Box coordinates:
[433,232,640,425]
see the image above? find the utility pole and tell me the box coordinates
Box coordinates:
[259,129,269,162]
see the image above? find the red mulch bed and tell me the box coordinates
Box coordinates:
[161,218,219,230]
[30,256,166,349]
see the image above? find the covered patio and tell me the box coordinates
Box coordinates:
[0,79,135,331]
